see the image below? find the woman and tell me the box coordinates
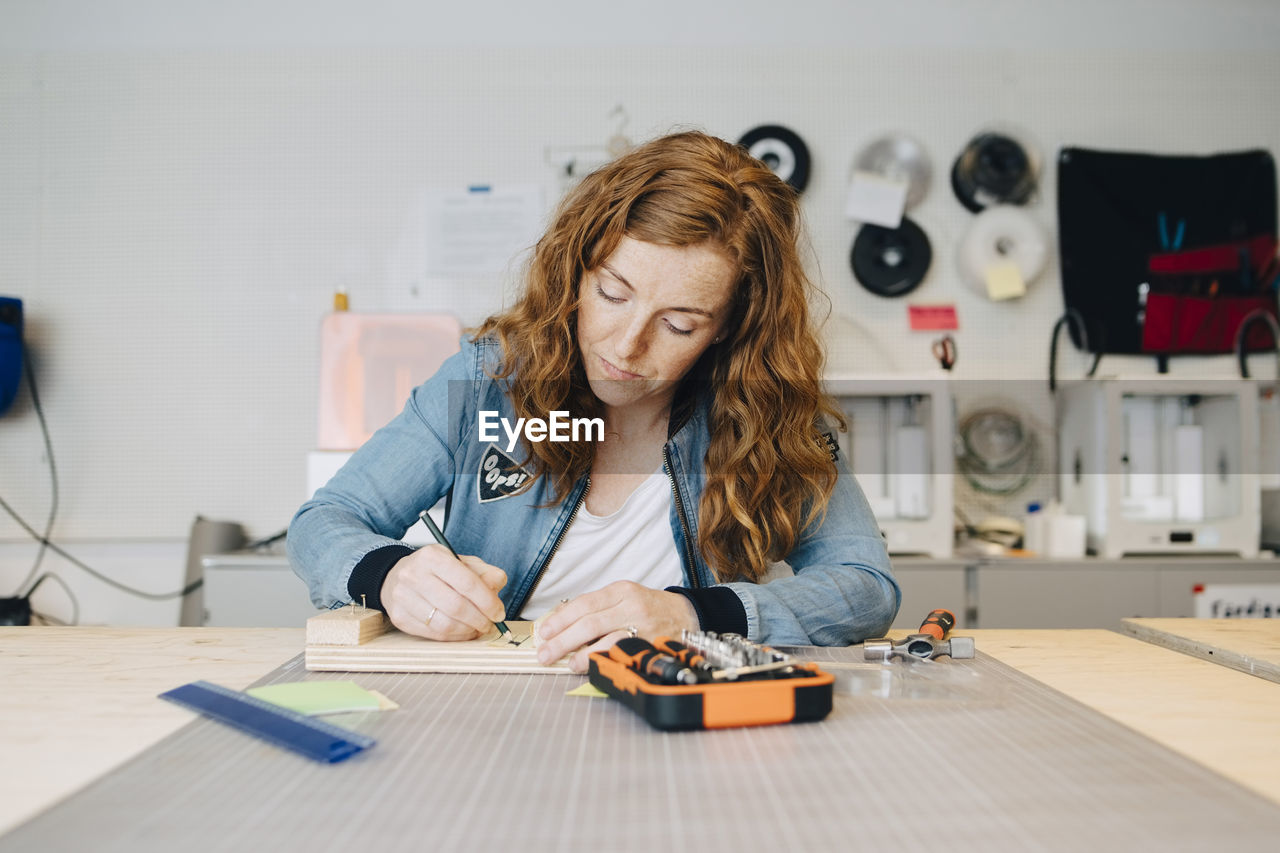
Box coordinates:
[288,130,899,672]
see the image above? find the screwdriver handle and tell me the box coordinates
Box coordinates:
[918,609,956,641]
[609,636,658,669]
[656,639,714,681]
[609,637,701,684]
[659,639,709,670]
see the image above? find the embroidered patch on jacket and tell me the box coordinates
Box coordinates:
[477,444,533,503]
[818,431,840,463]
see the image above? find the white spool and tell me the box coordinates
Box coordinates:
[956,205,1049,300]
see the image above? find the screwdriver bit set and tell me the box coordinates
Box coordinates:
[587,630,834,731]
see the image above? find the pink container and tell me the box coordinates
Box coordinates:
[316,312,462,450]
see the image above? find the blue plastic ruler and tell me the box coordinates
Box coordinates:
[158,680,375,763]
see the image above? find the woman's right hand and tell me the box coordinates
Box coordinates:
[379,545,508,641]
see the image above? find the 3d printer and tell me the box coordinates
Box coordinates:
[1056,379,1261,558]
[825,378,955,558]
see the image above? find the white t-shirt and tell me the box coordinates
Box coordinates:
[520,468,684,619]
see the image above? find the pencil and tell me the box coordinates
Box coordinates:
[417,510,514,641]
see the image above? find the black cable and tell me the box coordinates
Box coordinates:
[4,341,198,603]
[26,571,79,626]
[11,341,58,596]
[1087,352,1102,378]
[0,494,201,600]
[1048,309,1090,392]
[1235,308,1280,379]
[245,528,287,550]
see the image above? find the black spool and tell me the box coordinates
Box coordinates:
[950,133,1036,212]
[850,217,933,298]
[737,125,811,194]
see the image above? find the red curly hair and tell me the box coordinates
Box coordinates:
[476,130,843,582]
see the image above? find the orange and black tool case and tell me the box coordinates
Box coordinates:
[587,636,834,731]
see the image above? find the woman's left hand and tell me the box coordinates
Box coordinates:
[535,581,699,673]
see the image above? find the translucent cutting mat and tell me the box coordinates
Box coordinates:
[3,649,1278,852]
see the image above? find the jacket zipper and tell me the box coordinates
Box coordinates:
[513,477,589,616]
[663,445,701,589]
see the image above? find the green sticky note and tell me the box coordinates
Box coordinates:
[247,681,382,716]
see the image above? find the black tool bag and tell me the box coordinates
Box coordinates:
[1057,147,1277,355]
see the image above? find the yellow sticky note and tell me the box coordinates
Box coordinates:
[247,681,384,716]
[368,689,400,711]
[566,682,608,698]
[985,261,1026,301]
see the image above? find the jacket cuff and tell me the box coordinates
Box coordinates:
[665,585,747,635]
[347,544,415,612]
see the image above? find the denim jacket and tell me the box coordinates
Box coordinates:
[288,336,900,646]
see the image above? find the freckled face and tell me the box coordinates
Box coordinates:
[577,236,736,414]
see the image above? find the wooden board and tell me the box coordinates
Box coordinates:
[966,629,1280,807]
[1122,617,1280,684]
[305,619,571,674]
[0,627,304,837]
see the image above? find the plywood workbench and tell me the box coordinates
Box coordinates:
[2,626,1278,844]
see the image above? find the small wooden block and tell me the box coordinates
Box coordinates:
[306,606,388,646]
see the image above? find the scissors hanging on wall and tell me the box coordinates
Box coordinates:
[932,334,957,371]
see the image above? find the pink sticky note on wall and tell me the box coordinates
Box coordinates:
[908,304,958,331]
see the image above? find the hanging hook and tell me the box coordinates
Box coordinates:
[607,105,632,157]
[609,104,629,136]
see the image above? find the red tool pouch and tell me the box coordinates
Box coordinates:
[1142,292,1278,354]
[1140,235,1279,354]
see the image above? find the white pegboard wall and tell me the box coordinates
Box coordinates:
[0,32,1277,556]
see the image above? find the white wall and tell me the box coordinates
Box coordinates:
[2,1,1278,623]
